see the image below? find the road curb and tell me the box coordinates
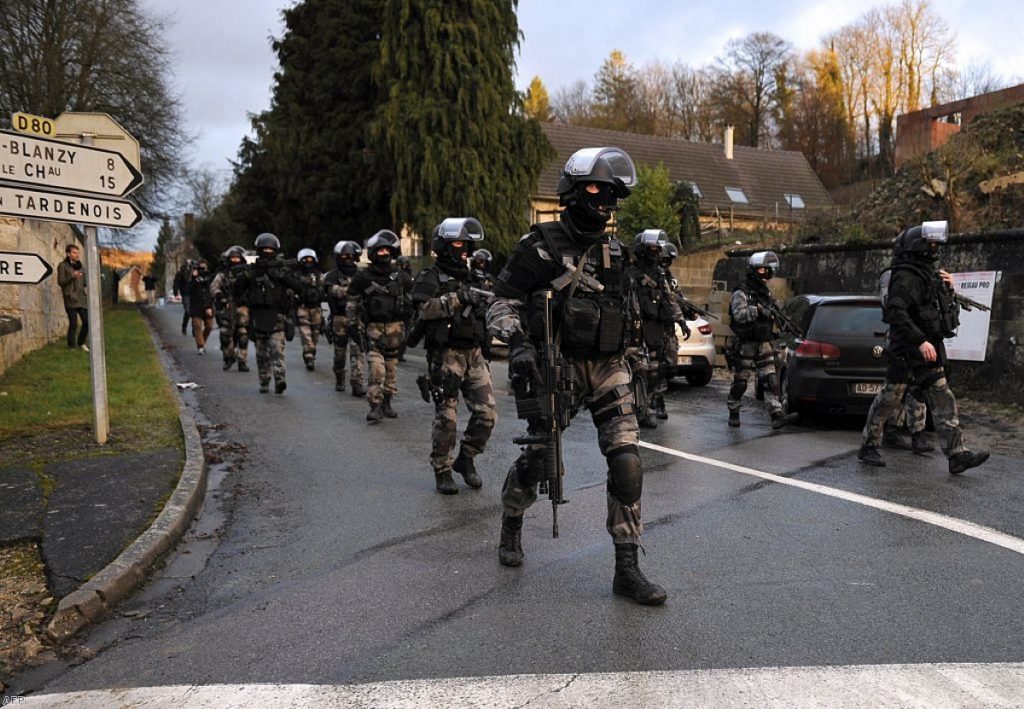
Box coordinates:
[46,309,208,644]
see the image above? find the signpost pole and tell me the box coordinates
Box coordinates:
[81,133,109,444]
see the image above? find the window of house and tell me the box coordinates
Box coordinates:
[689,182,702,198]
[784,193,805,209]
[725,187,748,204]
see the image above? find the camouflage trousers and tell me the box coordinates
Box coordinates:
[254,331,286,386]
[331,315,366,389]
[217,305,249,366]
[366,321,404,406]
[428,346,497,473]
[888,389,927,433]
[296,305,324,365]
[502,354,643,545]
[863,364,965,457]
[728,340,782,416]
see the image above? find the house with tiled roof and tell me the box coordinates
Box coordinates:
[532,123,834,231]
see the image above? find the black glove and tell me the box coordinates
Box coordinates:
[508,336,540,382]
[678,320,691,341]
[457,285,484,307]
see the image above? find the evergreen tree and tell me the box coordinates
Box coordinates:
[615,164,682,241]
[151,219,177,289]
[377,0,551,256]
[591,50,647,132]
[524,76,552,121]
[228,0,391,256]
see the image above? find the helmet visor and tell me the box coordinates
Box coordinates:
[437,217,485,242]
[921,221,949,243]
[563,147,637,188]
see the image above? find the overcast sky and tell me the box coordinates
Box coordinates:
[133,0,1024,249]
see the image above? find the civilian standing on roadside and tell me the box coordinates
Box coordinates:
[187,260,216,354]
[57,243,89,351]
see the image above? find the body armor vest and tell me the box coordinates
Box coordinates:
[730,282,774,342]
[884,263,959,338]
[417,268,487,350]
[530,221,628,358]
[297,270,325,308]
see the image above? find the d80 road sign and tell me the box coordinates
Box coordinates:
[0,128,143,198]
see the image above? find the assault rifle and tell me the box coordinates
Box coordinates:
[766,302,805,338]
[950,289,991,313]
[510,290,571,538]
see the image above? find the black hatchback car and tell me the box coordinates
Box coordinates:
[776,294,889,417]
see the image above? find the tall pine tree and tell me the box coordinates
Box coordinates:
[376,0,551,256]
[228,0,391,256]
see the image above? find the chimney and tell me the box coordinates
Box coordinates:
[724,125,734,160]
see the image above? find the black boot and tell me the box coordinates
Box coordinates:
[435,469,459,495]
[771,411,799,430]
[222,356,235,371]
[883,427,912,450]
[498,515,524,567]
[453,451,482,489]
[638,410,658,429]
[305,358,315,371]
[613,543,667,606]
[367,403,383,423]
[351,383,367,398]
[949,450,990,475]
[912,432,935,454]
[259,381,270,394]
[335,379,346,393]
[237,361,249,372]
[858,443,885,467]
[382,394,398,419]
[728,410,740,427]
[654,396,668,420]
[275,379,287,394]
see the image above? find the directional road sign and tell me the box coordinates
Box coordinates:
[0,183,142,229]
[0,129,143,198]
[55,112,141,171]
[0,251,53,284]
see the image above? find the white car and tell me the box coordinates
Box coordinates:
[671,316,715,386]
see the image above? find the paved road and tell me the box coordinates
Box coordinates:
[16,304,1024,703]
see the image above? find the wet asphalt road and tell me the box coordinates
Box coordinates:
[19,304,1024,692]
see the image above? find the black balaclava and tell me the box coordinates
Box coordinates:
[437,241,470,278]
[563,181,616,239]
[369,248,394,274]
[336,254,358,276]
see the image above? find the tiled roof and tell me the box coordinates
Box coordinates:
[537,123,834,213]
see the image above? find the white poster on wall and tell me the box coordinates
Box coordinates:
[946,271,998,362]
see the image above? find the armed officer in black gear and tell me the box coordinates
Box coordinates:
[233,233,303,394]
[727,251,800,430]
[210,245,251,371]
[629,230,687,428]
[469,249,496,290]
[859,221,989,474]
[324,241,368,396]
[487,147,667,606]
[347,230,413,422]
[410,218,497,495]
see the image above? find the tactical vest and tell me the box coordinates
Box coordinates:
[635,265,676,324]
[881,263,959,338]
[729,283,773,342]
[362,270,406,323]
[416,268,487,350]
[297,270,325,308]
[529,221,629,358]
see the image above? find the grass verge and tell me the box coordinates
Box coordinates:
[0,305,181,463]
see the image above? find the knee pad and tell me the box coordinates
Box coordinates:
[729,379,747,401]
[606,445,643,505]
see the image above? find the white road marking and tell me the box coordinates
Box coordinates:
[640,440,1024,556]
[21,663,1024,707]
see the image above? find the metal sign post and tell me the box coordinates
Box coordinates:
[81,132,110,444]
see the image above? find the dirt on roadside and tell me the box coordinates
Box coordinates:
[0,542,56,684]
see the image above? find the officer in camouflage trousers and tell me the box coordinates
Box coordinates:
[233,233,303,394]
[295,248,326,371]
[410,218,496,495]
[324,241,367,396]
[487,147,666,606]
[727,251,799,430]
[859,221,988,474]
[210,245,251,372]
[629,230,689,428]
[347,230,413,422]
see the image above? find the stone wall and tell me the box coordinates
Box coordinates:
[712,231,1024,403]
[0,218,81,376]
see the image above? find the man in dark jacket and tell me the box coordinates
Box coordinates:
[56,244,89,351]
[859,222,989,474]
[187,260,215,354]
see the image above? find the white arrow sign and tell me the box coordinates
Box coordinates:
[0,250,53,284]
[0,128,143,198]
[0,184,142,229]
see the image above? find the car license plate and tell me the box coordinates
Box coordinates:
[677,356,692,365]
[853,382,882,395]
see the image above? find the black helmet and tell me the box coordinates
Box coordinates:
[894,220,948,261]
[555,147,636,202]
[431,217,484,256]
[254,233,281,257]
[471,248,492,269]
[366,229,401,265]
[659,241,678,267]
[297,247,318,269]
[227,245,246,259]
[747,251,780,281]
[633,229,667,262]
[333,240,362,258]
